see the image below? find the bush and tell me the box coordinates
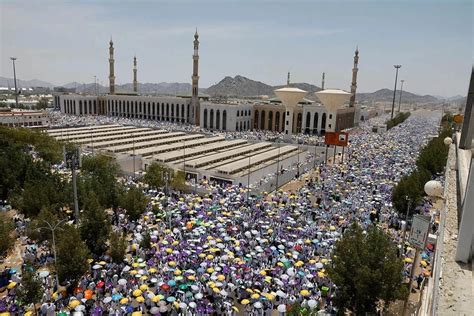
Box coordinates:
[386,112,411,130]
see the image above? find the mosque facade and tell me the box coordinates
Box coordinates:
[56,32,361,134]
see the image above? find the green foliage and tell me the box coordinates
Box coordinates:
[392,168,430,217]
[109,231,128,263]
[140,231,152,250]
[16,270,43,308]
[79,192,111,257]
[0,213,14,257]
[35,97,49,110]
[79,154,122,210]
[26,207,61,243]
[328,224,407,314]
[119,186,147,221]
[56,224,90,283]
[143,162,170,189]
[386,112,411,130]
[170,170,186,191]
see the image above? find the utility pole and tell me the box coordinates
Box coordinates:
[391,65,402,119]
[66,149,80,224]
[400,196,411,256]
[10,57,19,108]
[275,142,281,191]
[247,153,251,204]
[132,133,136,179]
[398,79,405,113]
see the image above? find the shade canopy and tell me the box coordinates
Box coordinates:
[274,87,307,109]
[315,89,351,112]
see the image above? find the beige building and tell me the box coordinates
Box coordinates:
[0,109,50,128]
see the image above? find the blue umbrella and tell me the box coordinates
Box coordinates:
[168,280,176,286]
[112,293,122,301]
[166,296,176,302]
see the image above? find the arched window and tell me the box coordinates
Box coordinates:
[210,109,214,129]
[171,104,175,121]
[148,102,151,119]
[240,121,243,130]
[161,103,164,120]
[237,111,239,117]
[275,112,280,132]
[236,122,239,131]
[296,113,302,133]
[152,102,156,118]
[241,110,244,117]
[166,103,170,121]
[181,104,184,122]
[268,111,273,131]
[203,109,208,128]
[261,110,265,130]
[222,110,227,131]
[89,100,92,114]
[254,110,259,129]
[187,104,190,122]
[216,110,220,130]
[313,112,319,135]
[321,113,327,134]
[176,104,180,121]
[305,112,311,134]
[79,100,83,115]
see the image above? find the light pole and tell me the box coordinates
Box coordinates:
[275,141,281,191]
[37,218,67,288]
[182,139,186,180]
[10,57,19,108]
[391,65,402,119]
[398,79,405,113]
[247,153,251,204]
[132,133,136,179]
[400,196,411,257]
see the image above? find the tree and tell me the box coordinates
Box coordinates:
[56,225,90,284]
[0,213,14,257]
[392,168,430,217]
[26,207,61,243]
[170,170,186,191]
[35,97,49,110]
[80,192,111,257]
[328,224,407,314]
[109,231,127,263]
[16,270,43,314]
[79,154,121,209]
[119,186,147,221]
[143,162,169,189]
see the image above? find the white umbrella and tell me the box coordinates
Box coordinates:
[189,302,197,308]
[277,304,287,312]
[150,307,159,314]
[254,302,263,309]
[92,264,102,270]
[118,279,127,285]
[308,299,318,308]
[103,297,112,304]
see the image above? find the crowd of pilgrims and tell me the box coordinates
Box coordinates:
[0,111,441,315]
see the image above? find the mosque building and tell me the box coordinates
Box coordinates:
[55,31,362,134]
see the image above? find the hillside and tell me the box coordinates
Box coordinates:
[357,88,439,104]
[0,76,54,88]
[205,75,275,97]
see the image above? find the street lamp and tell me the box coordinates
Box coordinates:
[398,79,405,113]
[37,218,67,289]
[400,196,411,257]
[247,153,251,204]
[391,65,402,119]
[10,57,19,108]
[275,141,281,191]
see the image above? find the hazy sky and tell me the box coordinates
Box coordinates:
[1,0,472,96]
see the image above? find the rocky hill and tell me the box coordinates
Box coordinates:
[205,75,275,97]
[357,88,439,104]
[0,76,54,88]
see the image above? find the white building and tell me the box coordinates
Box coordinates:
[0,109,50,128]
[200,102,253,131]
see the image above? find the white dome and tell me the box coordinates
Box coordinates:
[444,137,453,145]
[424,180,443,197]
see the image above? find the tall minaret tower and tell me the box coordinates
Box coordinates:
[108,38,115,94]
[191,29,200,125]
[133,55,138,93]
[349,47,359,107]
[287,71,290,86]
[321,72,325,90]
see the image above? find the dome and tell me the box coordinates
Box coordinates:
[424,180,443,197]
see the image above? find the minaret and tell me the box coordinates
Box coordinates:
[192,29,200,125]
[287,71,290,86]
[133,55,138,93]
[108,38,115,94]
[349,47,359,107]
[321,72,325,90]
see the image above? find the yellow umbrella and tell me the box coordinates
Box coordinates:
[217,274,225,281]
[198,253,206,258]
[241,299,250,305]
[212,287,220,293]
[300,289,310,296]
[140,275,148,281]
[168,261,177,266]
[206,267,214,273]
[132,312,142,316]
[187,275,196,281]
[132,262,139,268]
[135,296,145,303]
[420,260,428,267]
[130,270,138,275]
[317,272,326,278]
[7,282,17,289]
[139,284,148,291]
[69,300,81,309]
[152,295,161,302]
[405,258,413,263]
[321,258,329,264]
[251,293,260,299]
[24,312,33,316]
[174,269,182,276]
[232,306,239,312]
[120,298,129,304]
[99,261,107,265]
[87,258,94,264]
[148,268,157,273]
[295,261,304,267]
[207,254,214,260]
[133,289,143,297]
